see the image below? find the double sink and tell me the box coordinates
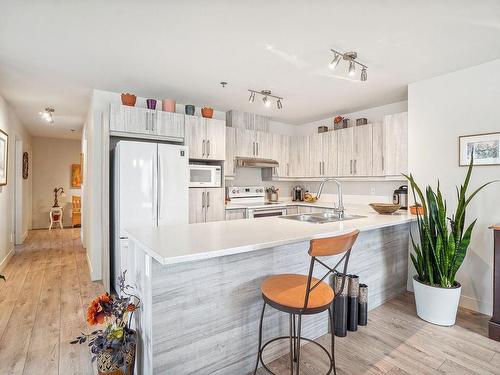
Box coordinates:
[280,212,366,224]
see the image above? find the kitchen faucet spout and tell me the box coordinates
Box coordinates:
[316,178,344,218]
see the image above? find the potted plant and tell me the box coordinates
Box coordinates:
[404,157,496,326]
[71,272,140,374]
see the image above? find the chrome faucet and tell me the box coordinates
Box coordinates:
[316,178,345,218]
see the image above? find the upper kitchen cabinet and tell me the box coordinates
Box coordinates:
[234,128,272,159]
[109,103,184,142]
[265,133,290,179]
[225,126,236,177]
[383,112,408,176]
[185,116,226,160]
[289,136,310,177]
[226,110,269,132]
[337,125,373,176]
[309,132,338,177]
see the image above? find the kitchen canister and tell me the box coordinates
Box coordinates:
[358,284,368,326]
[162,99,176,112]
[333,273,348,337]
[146,99,157,110]
[185,104,195,116]
[347,274,359,331]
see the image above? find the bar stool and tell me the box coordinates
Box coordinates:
[253,230,359,375]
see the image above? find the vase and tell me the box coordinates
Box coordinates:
[347,274,359,331]
[146,99,157,110]
[121,93,136,107]
[333,273,348,337]
[162,99,176,112]
[201,107,214,119]
[413,275,461,326]
[358,284,368,326]
[96,336,136,375]
[185,105,195,116]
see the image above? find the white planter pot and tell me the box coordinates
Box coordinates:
[412,275,461,326]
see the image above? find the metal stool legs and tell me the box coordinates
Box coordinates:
[328,306,337,375]
[253,302,267,375]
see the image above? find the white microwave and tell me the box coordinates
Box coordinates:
[189,164,222,187]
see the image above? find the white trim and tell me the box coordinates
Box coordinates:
[0,248,14,273]
[86,250,94,279]
[459,294,493,316]
[21,231,28,243]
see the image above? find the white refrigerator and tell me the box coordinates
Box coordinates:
[112,141,189,293]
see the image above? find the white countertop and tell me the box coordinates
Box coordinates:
[125,204,414,266]
[225,200,342,210]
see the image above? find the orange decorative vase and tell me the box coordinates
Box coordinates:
[201,107,214,118]
[121,93,136,107]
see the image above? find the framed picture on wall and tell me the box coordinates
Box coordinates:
[71,163,82,188]
[0,129,8,186]
[459,132,500,166]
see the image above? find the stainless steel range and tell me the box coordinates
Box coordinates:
[227,186,287,218]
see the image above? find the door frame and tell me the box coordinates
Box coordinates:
[14,135,24,244]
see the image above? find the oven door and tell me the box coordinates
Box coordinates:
[247,207,287,219]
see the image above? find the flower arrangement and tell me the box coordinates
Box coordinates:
[71,271,140,368]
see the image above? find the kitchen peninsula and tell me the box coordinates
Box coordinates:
[124,204,413,375]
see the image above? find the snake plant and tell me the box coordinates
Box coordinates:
[403,156,496,288]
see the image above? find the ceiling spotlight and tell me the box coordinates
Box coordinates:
[329,49,368,81]
[248,89,283,109]
[263,96,271,107]
[348,61,356,77]
[329,54,341,70]
[248,91,255,103]
[361,68,367,82]
[277,99,283,109]
[39,107,55,124]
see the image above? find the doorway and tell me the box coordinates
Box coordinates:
[14,136,24,244]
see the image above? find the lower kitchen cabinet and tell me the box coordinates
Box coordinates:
[225,209,246,221]
[189,188,225,223]
[286,206,298,215]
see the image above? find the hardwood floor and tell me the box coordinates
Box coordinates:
[0,229,499,375]
[0,229,103,375]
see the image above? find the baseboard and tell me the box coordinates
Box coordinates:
[21,231,28,243]
[459,294,493,316]
[86,251,94,278]
[0,248,14,273]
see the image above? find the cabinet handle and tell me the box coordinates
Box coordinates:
[354,160,357,174]
[319,162,322,175]
[350,160,353,174]
[382,156,384,171]
[207,191,210,207]
[287,163,289,176]
[256,142,259,156]
[152,112,155,132]
[202,191,205,208]
[202,140,206,157]
[252,142,255,156]
[207,140,210,157]
[322,161,325,175]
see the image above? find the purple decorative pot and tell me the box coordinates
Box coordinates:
[146,99,157,110]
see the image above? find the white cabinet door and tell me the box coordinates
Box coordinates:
[188,188,205,224]
[205,118,226,160]
[280,135,291,177]
[323,131,338,177]
[255,131,272,159]
[156,111,185,140]
[372,122,384,176]
[205,188,225,222]
[309,134,324,177]
[337,127,354,176]
[235,128,255,158]
[290,136,310,177]
[185,116,206,159]
[384,112,408,176]
[225,209,246,221]
[225,127,236,177]
[353,124,373,176]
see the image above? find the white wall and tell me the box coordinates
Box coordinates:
[0,94,32,270]
[296,100,408,135]
[408,59,500,315]
[31,137,81,229]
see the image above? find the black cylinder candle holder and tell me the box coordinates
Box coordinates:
[347,274,359,331]
[333,273,348,337]
[358,283,368,326]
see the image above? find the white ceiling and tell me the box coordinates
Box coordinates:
[1,0,500,139]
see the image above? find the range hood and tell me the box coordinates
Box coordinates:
[236,157,279,168]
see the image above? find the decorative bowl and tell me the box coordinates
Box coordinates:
[369,203,401,215]
[201,107,214,118]
[121,93,136,107]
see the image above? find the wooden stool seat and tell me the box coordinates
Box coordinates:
[261,274,334,312]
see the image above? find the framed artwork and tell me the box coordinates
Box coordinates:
[22,151,29,179]
[71,163,82,188]
[459,132,500,166]
[0,129,8,186]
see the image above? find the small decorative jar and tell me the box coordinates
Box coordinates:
[162,99,176,112]
[201,107,214,118]
[121,93,136,107]
[146,99,157,110]
[185,105,195,116]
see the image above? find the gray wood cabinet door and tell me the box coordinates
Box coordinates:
[189,188,206,224]
[225,127,236,177]
[255,131,272,159]
[156,111,185,140]
[235,128,255,158]
[225,209,246,221]
[205,119,226,160]
[309,134,324,177]
[372,122,384,176]
[185,115,206,159]
[204,188,226,222]
[384,112,408,176]
[279,134,290,177]
[353,124,373,176]
[337,127,354,176]
[323,131,338,177]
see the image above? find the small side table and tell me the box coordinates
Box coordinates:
[490,224,500,341]
[49,207,64,230]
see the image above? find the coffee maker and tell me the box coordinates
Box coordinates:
[393,185,408,209]
[292,186,305,202]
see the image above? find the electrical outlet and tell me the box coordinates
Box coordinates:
[370,187,376,195]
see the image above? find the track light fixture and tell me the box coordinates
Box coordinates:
[248,89,284,109]
[329,49,368,81]
[39,107,55,124]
